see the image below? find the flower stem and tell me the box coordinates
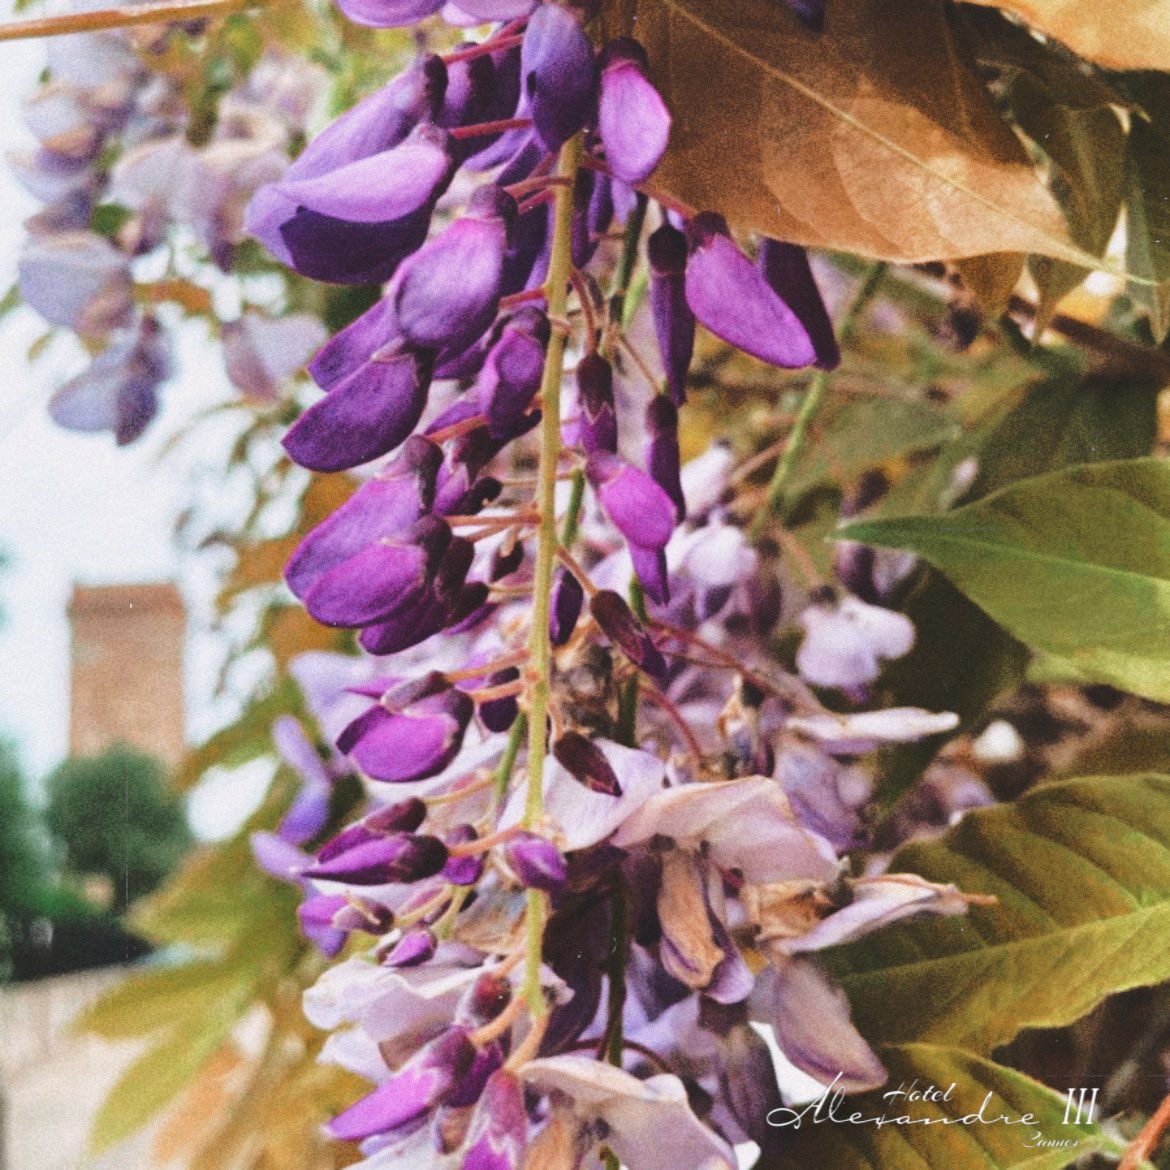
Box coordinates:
[0,0,257,40]
[751,260,887,536]
[521,133,582,1015]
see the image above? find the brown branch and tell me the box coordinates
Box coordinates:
[0,0,260,40]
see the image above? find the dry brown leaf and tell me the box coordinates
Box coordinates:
[638,0,1091,263]
[962,0,1170,71]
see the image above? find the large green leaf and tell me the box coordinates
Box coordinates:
[839,458,1170,701]
[969,372,1159,499]
[758,1044,1127,1170]
[823,774,1170,1054]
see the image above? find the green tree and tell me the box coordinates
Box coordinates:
[0,740,52,973]
[45,744,193,913]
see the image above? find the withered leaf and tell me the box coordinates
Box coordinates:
[638,0,1089,263]
[963,0,1170,72]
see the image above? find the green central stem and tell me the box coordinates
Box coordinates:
[521,133,582,1015]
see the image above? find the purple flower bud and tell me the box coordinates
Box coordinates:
[306,832,449,884]
[337,687,474,783]
[629,543,670,606]
[648,223,694,404]
[358,536,476,655]
[283,55,447,183]
[285,437,441,600]
[757,239,839,370]
[570,168,606,270]
[478,667,521,733]
[282,347,433,473]
[302,516,450,628]
[331,897,396,934]
[381,927,438,967]
[443,825,485,886]
[590,590,667,680]
[462,1071,528,1170]
[586,452,676,550]
[388,185,515,357]
[248,125,453,285]
[492,540,524,581]
[326,1028,476,1141]
[457,971,513,1027]
[504,831,568,893]
[576,352,617,455]
[335,0,442,28]
[549,566,584,645]
[685,212,817,369]
[552,731,622,796]
[317,796,428,863]
[597,39,671,183]
[478,309,549,439]
[645,396,685,521]
[520,5,597,153]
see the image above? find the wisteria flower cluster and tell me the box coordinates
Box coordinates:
[237,3,980,1166]
[11,18,327,441]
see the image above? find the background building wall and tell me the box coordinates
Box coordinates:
[67,584,186,769]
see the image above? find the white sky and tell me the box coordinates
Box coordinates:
[0,22,274,835]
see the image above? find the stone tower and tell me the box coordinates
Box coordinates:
[67,582,186,768]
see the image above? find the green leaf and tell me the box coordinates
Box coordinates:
[970,372,1159,499]
[838,458,1170,701]
[635,0,1096,265]
[89,1004,242,1154]
[78,959,243,1039]
[824,773,1170,1054]
[1126,76,1170,343]
[785,396,960,497]
[874,569,1028,806]
[758,1044,1127,1170]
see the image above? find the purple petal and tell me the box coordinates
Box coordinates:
[302,522,444,627]
[388,186,513,355]
[297,894,350,956]
[326,1029,475,1141]
[479,310,549,439]
[308,296,395,391]
[648,223,694,404]
[598,40,671,183]
[342,691,474,783]
[250,830,311,881]
[462,1070,527,1170]
[442,825,485,886]
[685,213,817,369]
[576,352,617,455]
[306,832,449,884]
[644,396,685,520]
[587,453,677,550]
[335,0,443,28]
[520,4,597,153]
[504,831,568,893]
[758,239,839,370]
[549,566,583,646]
[283,348,432,473]
[285,437,440,599]
[381,928,438,967]
[630,544,670,606]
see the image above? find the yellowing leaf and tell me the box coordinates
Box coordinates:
[963,0,1170,71]
[638,0,1085,263]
